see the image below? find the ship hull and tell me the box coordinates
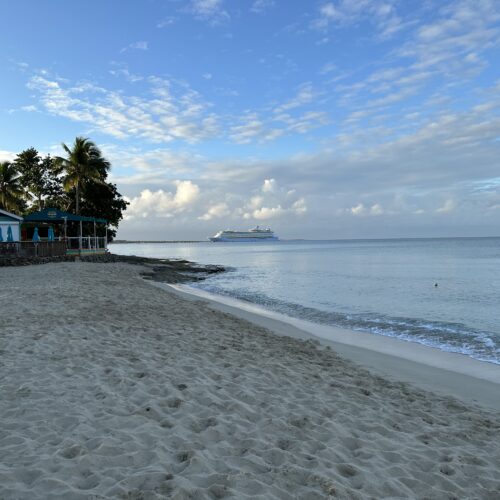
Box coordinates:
[210,236,279,242]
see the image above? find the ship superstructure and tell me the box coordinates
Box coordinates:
[209,227,278,242]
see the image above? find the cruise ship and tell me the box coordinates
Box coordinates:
[209,226,278,242]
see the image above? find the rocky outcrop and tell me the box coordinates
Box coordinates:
[0,252,226,283]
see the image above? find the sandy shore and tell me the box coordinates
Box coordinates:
[166,283,500,411]
[1,262,499,499]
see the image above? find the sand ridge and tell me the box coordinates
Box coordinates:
[0,262,499,499]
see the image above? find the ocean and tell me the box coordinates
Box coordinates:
[110,238,500,365]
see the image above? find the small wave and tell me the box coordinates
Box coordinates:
[194,282,500,365]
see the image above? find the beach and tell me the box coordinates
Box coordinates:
[1,261,500,499]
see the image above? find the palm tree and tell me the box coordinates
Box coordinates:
[57,137,110,214]
[0,161,24,212]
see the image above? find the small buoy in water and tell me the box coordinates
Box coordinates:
[434,283,438,287]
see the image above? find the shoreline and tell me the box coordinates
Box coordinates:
[154,282,500,411]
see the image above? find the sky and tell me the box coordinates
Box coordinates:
[1,0,499,240]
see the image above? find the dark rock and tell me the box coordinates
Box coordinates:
[1,252,226,284]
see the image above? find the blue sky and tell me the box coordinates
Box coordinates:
[1,0,500,239]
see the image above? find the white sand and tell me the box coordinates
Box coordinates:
[166,284,500,411]
[1,262,499,499]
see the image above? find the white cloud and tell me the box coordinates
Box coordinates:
[157,17,176,28]
[249,205,285,220]
[350,203,365,216]
[198,202,230,220]
[400,0,500,73]
[121,41,149,53]
[313,0,402,39]
[28,74,219,144]
[229,113,264,143]
[436,199,455,213]
[251,0,275,14]
[241,179,307,220]
[0,150,17,162]
[229,113,284,144]
[106,147,205,186]
[275,82,317,112]
[262,178,276,193]
[348,203,385,216]
[125,181,200,219]
[189,0,229,24]
[229,107,329,144]
[109,64,144,83]
[370,203,384,215]
[320,62,337,75]
[292,198,307,214]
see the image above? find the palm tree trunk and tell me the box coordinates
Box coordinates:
[75,182,80,214]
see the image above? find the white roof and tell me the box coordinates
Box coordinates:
[0,208,23,221]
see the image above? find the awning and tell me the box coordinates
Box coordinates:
[23,208,107,224]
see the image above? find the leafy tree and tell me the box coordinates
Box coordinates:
[54,137,128,240]
[43,189,71,212]
[56,137,110,214]
[14,148,62,210]
[0,161,25,213]
[79,181,128,240]
[8,137,127,240]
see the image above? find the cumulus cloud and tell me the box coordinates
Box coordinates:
[125,181,200,219]
[240,179,307,220]
[262,178,276,193]
[343,202,386,217]
[198,202,230,220]
[247,205,285,220]
[0,150,17,162]
[349,203,365,216]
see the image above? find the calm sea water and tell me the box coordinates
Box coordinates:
[110,238,500,365]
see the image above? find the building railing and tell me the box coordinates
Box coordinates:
[0,241,67,258]
[66,236,107,251]
[0,237,107,259]
[0,242,19,257]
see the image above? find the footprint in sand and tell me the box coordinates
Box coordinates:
[166,397,183,408]
[337,463,359,478]
[176,450,194,463]
[439,464,456,476]
[59,444,83,459]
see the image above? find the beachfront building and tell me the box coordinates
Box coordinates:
[0,208,23,257]
[0,208,22,242]
[1,208,109,259]
[0,208,23,258]
[23,208,108,256]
